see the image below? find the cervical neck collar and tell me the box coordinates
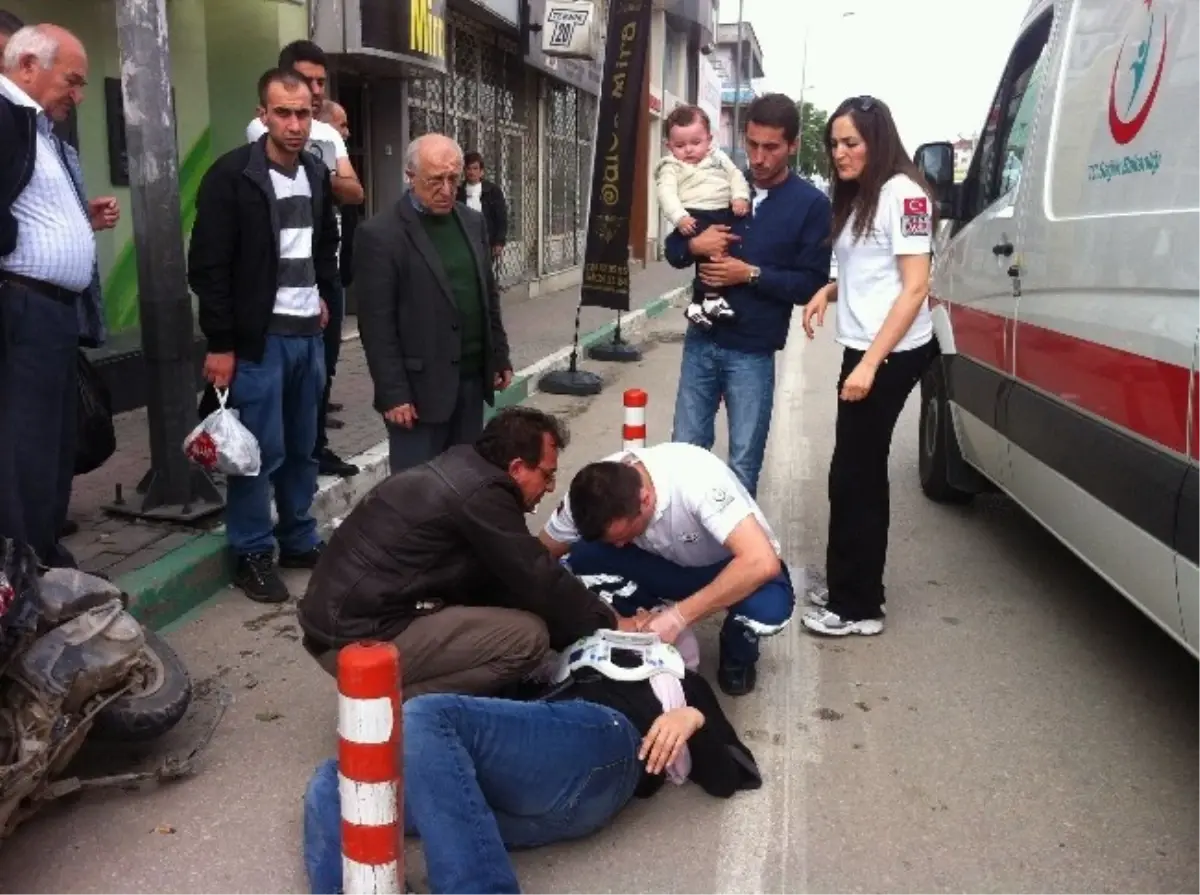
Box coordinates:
[553,629,686,684]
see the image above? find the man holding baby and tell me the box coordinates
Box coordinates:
[660,94,832,498]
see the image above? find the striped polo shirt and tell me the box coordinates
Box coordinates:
[267,161,321,333]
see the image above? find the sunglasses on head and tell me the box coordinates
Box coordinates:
[846,95,878,112]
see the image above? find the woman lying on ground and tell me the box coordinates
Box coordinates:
[303,624,762,894]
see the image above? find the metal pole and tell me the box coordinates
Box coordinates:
[111,0,221,521]
[729,0,744,155]
[796,26,808,173]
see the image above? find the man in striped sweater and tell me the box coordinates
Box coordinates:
[188,68,339,603]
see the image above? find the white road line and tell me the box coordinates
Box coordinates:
[714,311,824,894]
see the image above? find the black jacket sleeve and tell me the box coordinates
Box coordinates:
[355,223,413,411]
[478,213,512,372]
[314,167,341,307]
[680,672,763,797]
[456,483,617,648]
[188,162,240,354]
[488,182,508,246]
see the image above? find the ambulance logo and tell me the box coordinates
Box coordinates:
[1108,0,1168,146]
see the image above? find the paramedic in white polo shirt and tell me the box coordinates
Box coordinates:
[539,442,794,697]
[799,96,937,637]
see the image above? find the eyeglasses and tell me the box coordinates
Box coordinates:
[412,173,461,190]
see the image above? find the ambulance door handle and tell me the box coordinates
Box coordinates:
[992,240,1014,257]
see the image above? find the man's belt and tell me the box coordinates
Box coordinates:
[0,270,82,306]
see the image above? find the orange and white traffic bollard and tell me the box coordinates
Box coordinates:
[623,388,648,450]
[338,642,404,894]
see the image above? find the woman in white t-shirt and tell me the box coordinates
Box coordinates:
[799,95,937,637]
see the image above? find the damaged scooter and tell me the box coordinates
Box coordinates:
[0,537,225,841]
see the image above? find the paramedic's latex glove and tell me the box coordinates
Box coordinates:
[640,707,705,775]
[646,605,687,644]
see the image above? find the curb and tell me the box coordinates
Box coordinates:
[118,285,689,630]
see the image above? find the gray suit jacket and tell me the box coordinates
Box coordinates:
[354,196,513,425]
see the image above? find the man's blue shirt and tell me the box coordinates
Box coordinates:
[665,170,832,355]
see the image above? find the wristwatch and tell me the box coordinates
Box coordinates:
[748,265,761,285]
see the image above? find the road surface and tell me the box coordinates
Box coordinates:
[2,310,1195,893]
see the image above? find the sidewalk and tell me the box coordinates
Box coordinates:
[63,260,690,626]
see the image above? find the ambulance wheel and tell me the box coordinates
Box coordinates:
[919,358,974,505]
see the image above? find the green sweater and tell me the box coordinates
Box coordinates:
[420,214,485,375]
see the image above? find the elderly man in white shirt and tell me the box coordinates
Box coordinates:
[0,24,118,567]
[538,441,795,697]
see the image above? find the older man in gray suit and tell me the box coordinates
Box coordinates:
[355,133,514,473]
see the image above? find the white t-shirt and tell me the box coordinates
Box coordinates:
[246,117,348,240]
[750,186,768,216]
[543,442,782,567]
[464,181,483,212]
[833,173,933,352]
[246,117,348,170]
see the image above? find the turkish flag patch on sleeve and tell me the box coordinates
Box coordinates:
[903,196,929,215]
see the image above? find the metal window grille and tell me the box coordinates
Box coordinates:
[541,82,596,274]
[408,14,539,286]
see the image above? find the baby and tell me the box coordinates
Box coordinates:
[654,104,751,330]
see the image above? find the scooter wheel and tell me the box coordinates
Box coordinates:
[91,629,193,741]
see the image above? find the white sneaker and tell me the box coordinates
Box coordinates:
[701,296,735,320]
[684,303,713,329]
[807,584,886,616]
[801,607,884,637]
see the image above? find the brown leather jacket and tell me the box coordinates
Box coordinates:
[298,444,617,650]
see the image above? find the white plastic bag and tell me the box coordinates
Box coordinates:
[183,388,262,476]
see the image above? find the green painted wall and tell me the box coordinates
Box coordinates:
[10,0,308,334]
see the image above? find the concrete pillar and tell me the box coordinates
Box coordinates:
[112,0,221,520]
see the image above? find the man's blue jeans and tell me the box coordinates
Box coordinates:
[671,327,777,497]
[565,541,795,667]
[226,333,325,556]
[303,694,643,894]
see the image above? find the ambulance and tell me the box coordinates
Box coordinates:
[911,0,1199,655]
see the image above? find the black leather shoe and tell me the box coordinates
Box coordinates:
[280,541,326,570]
[717,658,758,697]
[328,402,344,413]
[235,552,289,603]
[316,448,359,478]
[59,520,80,538]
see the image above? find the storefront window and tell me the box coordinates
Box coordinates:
[542,81,595,275]
[409,13,538,285]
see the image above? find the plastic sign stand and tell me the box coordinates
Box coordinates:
[541,0,600,60]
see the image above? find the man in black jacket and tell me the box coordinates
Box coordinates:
[187,68,339,603]
[298,407,635,699]
[457,151,508,270]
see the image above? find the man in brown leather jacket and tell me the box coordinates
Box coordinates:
[298,407,630,699]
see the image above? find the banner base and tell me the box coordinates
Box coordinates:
[587,338,642,363]
[538,368,604,396]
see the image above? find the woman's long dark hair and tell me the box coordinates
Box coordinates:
[825,96,934,244]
